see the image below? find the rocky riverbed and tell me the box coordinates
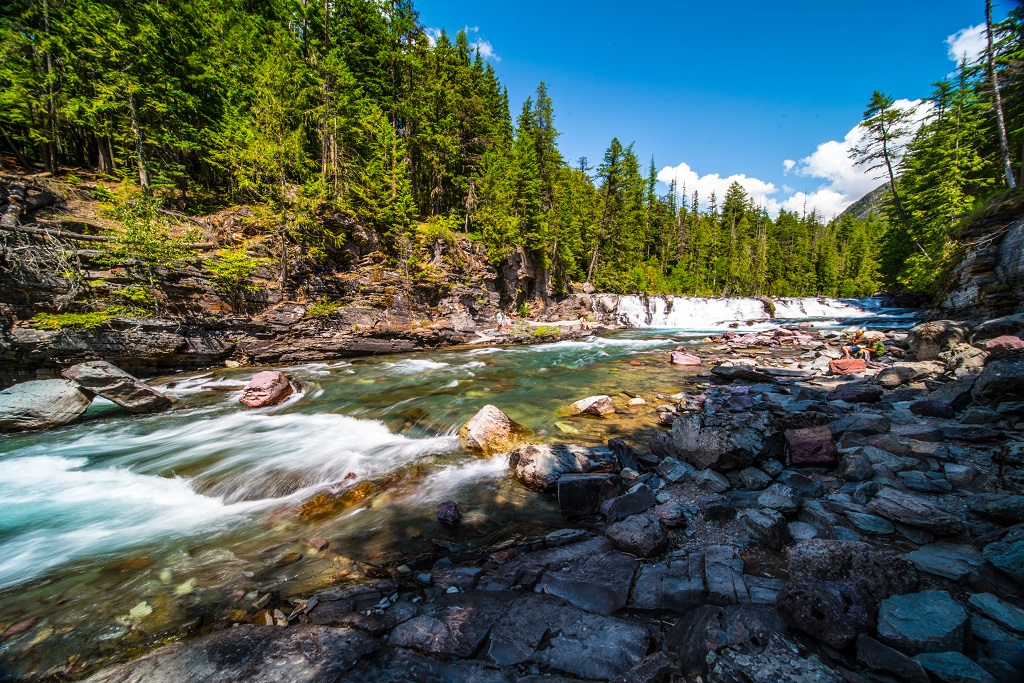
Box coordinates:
[6,312,1013,683]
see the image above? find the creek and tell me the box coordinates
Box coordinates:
[0,297,916,679]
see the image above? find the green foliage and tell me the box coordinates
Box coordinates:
[31,307,135,330]
[113,283,155,311]
[206,246,261,291]
[100,196,194,268]
[306,297,341,318]
[532,325,559,337]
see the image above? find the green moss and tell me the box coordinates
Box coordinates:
[532,325,560,337]
[30,307,137,330]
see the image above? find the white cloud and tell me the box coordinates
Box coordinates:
[423,26,499,61]
[659,99,930,221]
[947,24,987,66]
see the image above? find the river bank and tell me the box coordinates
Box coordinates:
[0,308,1022,681]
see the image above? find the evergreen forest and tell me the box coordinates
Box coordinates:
[2,0,1024,298]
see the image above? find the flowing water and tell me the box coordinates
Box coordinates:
[0,297,916,679]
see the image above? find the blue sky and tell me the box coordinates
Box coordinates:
[416,0,1008,218]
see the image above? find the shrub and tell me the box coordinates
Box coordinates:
[306,297,341,317]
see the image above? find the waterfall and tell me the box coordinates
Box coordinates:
[614,296,898,330]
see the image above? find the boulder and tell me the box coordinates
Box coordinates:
[663,605,787,679]
[968,592,1024,634]
[867,488,964,535]
[557,473,619,518]
[757,484,798,515]
[983,535,1024,584]
[909,400,956,419]
[840,451,872,481]
[774,578,874,649]
[743,508,790,549]
[967,493,1024,524]
[829,413,891,435]
[706,631,842,683]
[784,425,836,464]
[975,312,1024,339]
[829,358,865,375]
[876,365,922,389]
[657,457,696,484]
[694,468,730,492]
[670,351,701,365]
[0,379,94,432]
[458,405,530,455]
[239,371,295,408]
[605,513,667,557]
[984,335,1024,352]
[509,444,615,490]
[739,466,773,490]
[670,404,779,470]
[62,360,171,413]
[908,321,972,361]
[972,351,1024,404]
[787,539,919,601]
[436,501,462,526]
[826,382,883,403]
[601,485,657,524]
[571,395,616,416]
[945,345,989,378]
[80,625,376,683]
[711,364,776,383]
[876,591,968,655]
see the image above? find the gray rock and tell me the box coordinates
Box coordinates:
[983,536,1024,583]
[605,512,667,558]
[830,413,891,435]
[0,379,93,431]
[757,484,798,515]
[343,649,514,683]
[856,635,930,683]
[774,578,874,649]
[761,459,785,477]
[840,451,873,481]
[945,345,989,379]
[943,463,976,486]
[534,548,638,615]
[704,545,751,606]
[657,456,696,484]
[743,508,790,549]
[941,425,1001,442]
[436,501,462,526]
[707,631,842,683]
[827,382,883,403]
[670,403,779,470]
[663,604,785,679]
[601,485,656,524]
[62,360,171,413]
[509,443,616,490]
[876,365,923,389]
[905,543,985,581]
[913,652,996,683]
[867,488,964,535]
[739,466,773,490]
[486,593,649,680]
[968,592,1024,634]
[899,470,953,493]
[877,591,968,654]
[776,470,827,498]
[910,399,957,419]
[860,445,921,472]
[967,494,1024,524]
[388,591,511,657]
[82,625,376,683]
[959,406,1000,424]
[908,321,972,361]
[787,539,919,601]
[700,494,737,521]
[972,351,1024,405]
[557,473,619,518]
[653,501,688,528]
[844,511,895,535]
[787,521,820,541]
[694,468,731,493]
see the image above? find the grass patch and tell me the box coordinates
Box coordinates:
[306,297,341,318]
[532,325,560,337]
[30,306,140,330]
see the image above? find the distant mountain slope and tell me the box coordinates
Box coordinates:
[839,183,888,222]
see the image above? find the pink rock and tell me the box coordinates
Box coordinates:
[239,371,295,408]
[786,426,837,464]
[773,327,797,338]
[798,322,813,329]
[670,351,701,366]
[985,335,1024,352]
[829,358,866,375]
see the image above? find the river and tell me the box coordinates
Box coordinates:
[0,297,916,679]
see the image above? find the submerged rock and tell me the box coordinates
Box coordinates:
[670,351,701,365]
[571,394,616,416]
[0,379,94,432]
[437,501,462,526]
[62,360,171,413]
[239,371,296,408]
[458,405,530,456]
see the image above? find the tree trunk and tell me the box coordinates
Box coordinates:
[987,0,1016,189]
[127,92,151,194]
[278,227,289,289]
[42,0,59,174]
[1,181,27,229]
[96,134,113,173]
[0,126,32,171]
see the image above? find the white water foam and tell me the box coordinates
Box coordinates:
[616,296,896,330]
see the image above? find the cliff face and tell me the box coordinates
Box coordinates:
[939,193,1024,319]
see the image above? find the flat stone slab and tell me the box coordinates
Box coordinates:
[867,488,964,535]
[82,625,376,683]
[877,591,968,655]
[913,651,997,683]
[534,548,637,614]
[968,593,1024,634]
[486,593,649,680]
[62,360,171,413]
[905,543,984,581]
[388,591,513,658]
